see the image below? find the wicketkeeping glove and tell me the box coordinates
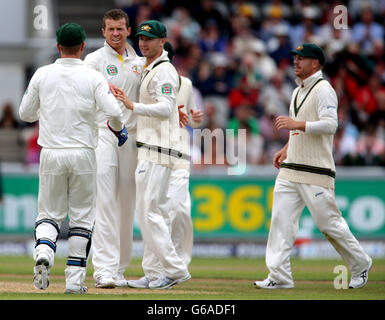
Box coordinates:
[107,121,128,147]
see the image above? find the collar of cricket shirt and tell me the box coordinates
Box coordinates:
[104,41,137,61]
[56,58,83,65]
[295,70,323,90]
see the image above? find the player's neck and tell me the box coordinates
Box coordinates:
[146,50,163,66]
[114,46,126,56]
[299,68,320,81]
[61,53,82,59]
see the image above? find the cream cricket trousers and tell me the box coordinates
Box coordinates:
[34,148,96,288]
[135,160,189,280]
[266,178,371,286]
[168,168,193,266]
[92,128,137,280]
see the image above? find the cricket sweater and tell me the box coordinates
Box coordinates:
[134,51,182,169]
[277,71,339,189]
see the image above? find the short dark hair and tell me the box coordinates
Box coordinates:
[103,9,129,29]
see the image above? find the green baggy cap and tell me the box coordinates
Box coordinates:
[56,23,86,47]
[136,20,167,38]
[290,43,326,65]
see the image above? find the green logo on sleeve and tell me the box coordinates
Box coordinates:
[161,83,172,95]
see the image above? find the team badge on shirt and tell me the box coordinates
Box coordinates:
[106,64,118,76]
[132,65,141,75]
[161,83,172,95]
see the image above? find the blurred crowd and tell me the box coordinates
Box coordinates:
[1,0,384,168]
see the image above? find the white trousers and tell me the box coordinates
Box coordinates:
[34,148,96,287]
[266,178,371,286]
[92,129,137,279]
[135,160,189,280]
[168,169,193,266]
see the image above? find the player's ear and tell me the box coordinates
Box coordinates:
[57,44,61,53]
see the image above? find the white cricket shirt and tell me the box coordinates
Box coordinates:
[19,58,123,149]
[84,42,144,130]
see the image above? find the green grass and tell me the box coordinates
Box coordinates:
[0,256,384,300]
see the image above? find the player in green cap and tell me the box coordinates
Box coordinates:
[19,22,127,294]
[253,43,372,289]
[112,20,191,289]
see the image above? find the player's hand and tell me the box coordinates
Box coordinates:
[190,108,203,125]
[108,83,119,95]
[113,87,134,110]
[178,105,189,128]
[273,145,288,169]
[275,116,306,131]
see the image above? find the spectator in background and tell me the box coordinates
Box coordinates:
[0,103,24,163]
[0,103,20,128]
[233,50,261,88]
[354,73,385,117]
[196,101,226,168]
[227,104,264,165]
[365,39,385,80]
[20,122,41,166]
[206,52,233,98]
[369,90,385,141]
[228,76,259,118]
[261,0,292,22]
[355,124,385,166]
[179,42,203,76]
[193,0,226,35]
[318,6,352,61]
[266,23,293,67]
[163,7,201,53]
[230,0,260,29]
[352,4,384,55]
[230,14,260,59]
[259,69,293,118]
[248,39,277,84]
[290,5,322,48]
[333,100,359,166]
[334,125,357,166]
[197,19,228,54]
[259,2,292,44]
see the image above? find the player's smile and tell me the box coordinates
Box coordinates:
[102,18,130,55]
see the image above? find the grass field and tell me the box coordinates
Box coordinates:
[0,256,384,301]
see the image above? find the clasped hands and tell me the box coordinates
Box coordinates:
[109,83,199,128]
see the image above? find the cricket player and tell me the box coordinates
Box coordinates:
[254,43,372,289]
[19,23,127,294]
[163,41,203,266]
[113,20,191,289]
[83,9,143,288]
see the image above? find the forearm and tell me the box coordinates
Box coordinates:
[305,118,338,135]
[133,100,172,118]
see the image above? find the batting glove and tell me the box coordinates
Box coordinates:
[107,121,128,147]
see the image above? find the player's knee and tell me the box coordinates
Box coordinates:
[34,218,60,253]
